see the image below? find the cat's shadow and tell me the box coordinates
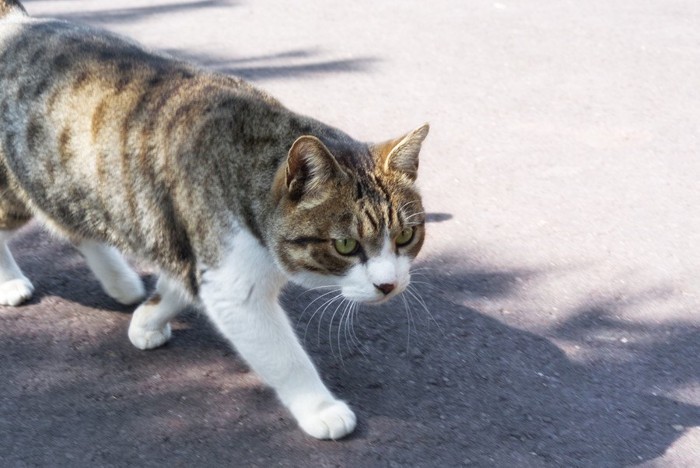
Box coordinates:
[6,225,700,464]
[8,224,155,312]
[283,257,700,464]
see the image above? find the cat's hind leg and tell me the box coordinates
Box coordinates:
[0,169,34,306]
[128,275,190,350]
[76,240,146,305]
[0,229,34,306]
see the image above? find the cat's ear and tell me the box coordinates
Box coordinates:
[376,124,429,182]
[285,136,345,199]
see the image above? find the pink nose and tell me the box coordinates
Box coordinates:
[374,283,396,295]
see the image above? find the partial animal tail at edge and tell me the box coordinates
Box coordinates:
[0,0,27,19]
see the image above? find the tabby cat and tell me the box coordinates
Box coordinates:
[0,0,428,439]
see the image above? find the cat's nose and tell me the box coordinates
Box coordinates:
[374,283,396,295]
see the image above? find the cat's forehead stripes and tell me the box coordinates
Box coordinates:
[351,169,417,239]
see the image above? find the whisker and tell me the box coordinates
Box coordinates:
[343,302,360,356]
[410,266,436,272]
[348,303,359,348]
[303,293,341,345]
[341,300,353,359]
[406,286,445,336]
[398,200,421,212]
[401,200,419,207]
[339,299,356,367]
[349,303,367,358]
[401,293,412,353]
[317,294,343,347]
[328,296,347,365]
[403,211,426,221]
[297,289,340,327]
[297,284,339,296]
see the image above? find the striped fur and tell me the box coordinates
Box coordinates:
[0,2,428,297]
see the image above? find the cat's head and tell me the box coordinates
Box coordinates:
[270,124,429,305]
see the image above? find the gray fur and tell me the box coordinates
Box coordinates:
[0,2,427,297]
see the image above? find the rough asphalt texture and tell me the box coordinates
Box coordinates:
[2,0,699,466]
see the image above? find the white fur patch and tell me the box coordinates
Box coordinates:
[341,237,411,304]
[128,275,189,350]
[77,240,146,305]
[0,230,33,306]
[0,277,33,306]
[198,229,356,439]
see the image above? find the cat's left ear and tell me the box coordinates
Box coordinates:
[285,135,346,199]
[375,123,430,182]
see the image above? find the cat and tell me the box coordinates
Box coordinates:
[0,0,428,440]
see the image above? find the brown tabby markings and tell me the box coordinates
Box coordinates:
[146,293,162,306]
[58,128,73,165]
[0,10,426,297]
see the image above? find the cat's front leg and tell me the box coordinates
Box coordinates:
[128,274,190,350]
[199,231,356,440]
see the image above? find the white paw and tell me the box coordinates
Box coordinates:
[128,320,172,350]
[128,302,172,350]
[0,277,34,306]
[103,271,146,305]
[295,399,357,440]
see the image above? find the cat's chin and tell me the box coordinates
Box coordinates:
[342,287,404,306]
[360,296,393,306]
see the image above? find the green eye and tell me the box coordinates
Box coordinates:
[334,238,359,255]
[396,227,415,246]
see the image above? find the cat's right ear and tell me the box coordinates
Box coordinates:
[285,136,345,200]
[375,124,430,183]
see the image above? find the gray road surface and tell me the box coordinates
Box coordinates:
[1,0,699,466]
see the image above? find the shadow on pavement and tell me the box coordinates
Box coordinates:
[1,228,697,466]
[30,1,378,83]
[34,0,237,25]
[165,48,379,82]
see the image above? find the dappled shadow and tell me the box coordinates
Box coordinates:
[6,224,152,312]
[165,48,379,81]
[29,1,378,82]
[1,232,698,465]
[36,0,236,25]
[548,292,699,399]
[285,256,700,466]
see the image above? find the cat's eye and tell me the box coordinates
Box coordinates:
[334,238,359,256]
[395,227,415,247]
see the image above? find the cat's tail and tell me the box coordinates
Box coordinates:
[0,0,27,19]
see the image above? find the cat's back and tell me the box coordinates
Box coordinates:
[0,1,283,169]
[0,8,191,101]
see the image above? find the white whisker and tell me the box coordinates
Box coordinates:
[398,200,421,211]
[317,293,343,346]
[341,300,353,359]
[406,286,444,336]
[328,296,347,365]
[303,292,342,345]
[401,293,412,353]
[297,284,339,296]
[297,288,340,327]
[349,303,367,359]
[403,211,426,221]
